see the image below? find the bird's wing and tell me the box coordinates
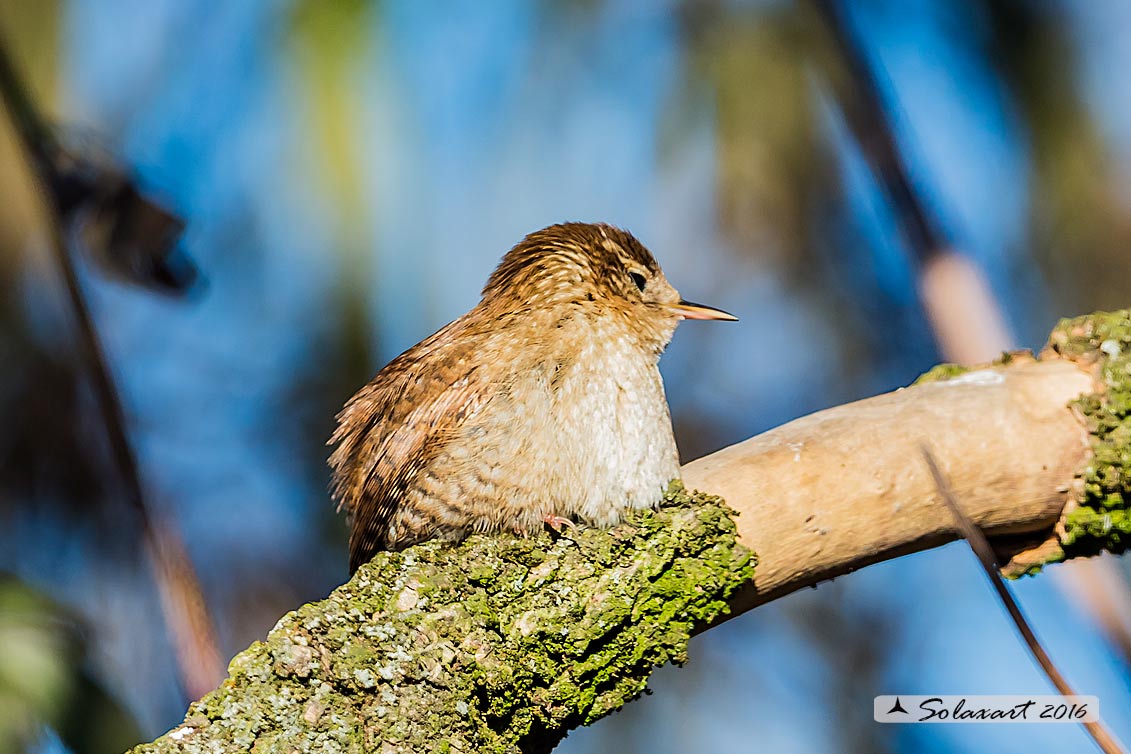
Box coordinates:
[329,317,498,572]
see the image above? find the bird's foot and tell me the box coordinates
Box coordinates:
[542,514,575,533]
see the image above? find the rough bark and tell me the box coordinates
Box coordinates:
[135,488,752,754]
[130,310,1131,754]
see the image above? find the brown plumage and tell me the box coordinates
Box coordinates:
[329,222,735,572]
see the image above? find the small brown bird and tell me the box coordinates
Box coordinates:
[330,222,735,572]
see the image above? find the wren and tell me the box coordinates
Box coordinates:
[330,222,735,572]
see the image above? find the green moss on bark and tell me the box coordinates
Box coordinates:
[130,484,753,754]
[1047,309,1131,557]
[913,363,971,384]
[914,352,1034,387]
[913,314,1131,572]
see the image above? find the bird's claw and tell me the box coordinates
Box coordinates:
[542,514,575,533]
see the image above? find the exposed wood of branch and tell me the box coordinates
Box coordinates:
[683,358,1093,616]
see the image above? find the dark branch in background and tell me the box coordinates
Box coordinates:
[0,37,222,699]
[0,38,198,294]
[809,0,949,262]
[811,0,1131,677]
[808,0,1015,367]
[921,446,1127,754]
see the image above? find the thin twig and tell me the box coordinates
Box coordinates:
[0,36,222,698]
[921,445,1127,754]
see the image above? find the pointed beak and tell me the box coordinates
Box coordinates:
[672,299,738,321]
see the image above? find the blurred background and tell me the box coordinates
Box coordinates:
[1,0,1130,752]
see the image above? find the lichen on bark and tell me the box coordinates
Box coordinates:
[130,483,754,754]
[912,362,972,384]
[910,314,1131,573]
[1046,309,1131,558]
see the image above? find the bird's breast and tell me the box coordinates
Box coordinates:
[546,329,681,524]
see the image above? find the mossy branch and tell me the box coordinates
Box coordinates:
[131,310,1131,754]
[1046,311,1131,556]
[132,488,751,754]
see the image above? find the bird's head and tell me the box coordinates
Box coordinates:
[481,222,735,351]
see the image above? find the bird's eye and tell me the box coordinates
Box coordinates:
[629,271,647,292]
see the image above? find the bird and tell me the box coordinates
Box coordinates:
[329,222,736,573]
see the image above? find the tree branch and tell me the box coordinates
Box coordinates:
[686,356,1091,616]
[129,310,1131,754]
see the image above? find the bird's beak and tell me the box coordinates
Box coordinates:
[672,299,738,321]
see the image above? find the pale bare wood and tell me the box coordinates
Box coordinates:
[681,359,1094,616]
